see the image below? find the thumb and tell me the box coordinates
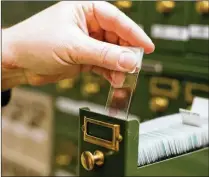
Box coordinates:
[75,33,139,72]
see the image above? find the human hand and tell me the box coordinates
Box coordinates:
[2,1,154,90]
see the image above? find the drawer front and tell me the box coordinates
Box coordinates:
[144,1,189,53]
[187,1,209,54]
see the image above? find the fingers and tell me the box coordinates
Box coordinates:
[93,31,128,46]
[104,31,119,44]
[23,70,63,86]
[92,1,155,54]
[119,38,130,46]
[82,65,125,88]
[74,30,138,72]
[91,31,104,41]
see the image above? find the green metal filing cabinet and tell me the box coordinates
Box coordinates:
[187,1,209,54]
[135,53,209,122]
[1,1,209,176]
[77,108,208,176]
[144,1,190,54]
[112,1,146,29]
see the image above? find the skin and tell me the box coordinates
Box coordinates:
[2,1,155,91]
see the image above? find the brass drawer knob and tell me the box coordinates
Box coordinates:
[56,79,75,91]
[150,97,169,112]
[156,1,175,13]
[56,155,72,166]
[81,150,104,171]
[114,1,132,9]
[82,83,100,96]
[196,1,209,14]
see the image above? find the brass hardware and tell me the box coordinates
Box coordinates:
[185,82,209,104]
[82,83,100,95]
[56,155,72,166]
[82,125,85,132]
[150,97,169,112]
[81,150,104,171]
[81,74,101,96]
[196,1,209,14]
[56,79,75,91]
[83,117,122,151]
[150,77,180,99]
[114,1,132,9]
[156,1,175,13]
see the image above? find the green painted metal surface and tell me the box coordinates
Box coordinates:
[186,2,209,54]
[78,108,127,177]
[144,1,190,53]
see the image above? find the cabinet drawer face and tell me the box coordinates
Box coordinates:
[132,73,209,122]
[183,81,209,105]
[113,1,146,30]
[53,136,78,175]
[1,1,55,27]
[145,1,189,53]
[187,1,209,54]
[131,75,183,122]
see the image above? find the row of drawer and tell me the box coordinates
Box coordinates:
[52,73,209,121]
[113,1,209,54]
[2,80,208,176]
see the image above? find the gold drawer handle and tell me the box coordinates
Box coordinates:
[56,79,75,91]
[83,117,122,151]
[81,150,104,171]
[82,83,100,96]
[156,1,175,13]
[56,155,72,166]
[185,82,209,104]
[150,77,180,99]
[114,1,132,9]
[150,97,169,112]
[196,1,209,14]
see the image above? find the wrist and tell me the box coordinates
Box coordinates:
[2,28,17,68]
[2,28,27,90]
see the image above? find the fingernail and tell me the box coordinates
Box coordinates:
[119,52,138,71]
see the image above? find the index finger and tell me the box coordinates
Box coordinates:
[93,1,155,54]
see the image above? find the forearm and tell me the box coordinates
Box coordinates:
[2,29,26,90]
